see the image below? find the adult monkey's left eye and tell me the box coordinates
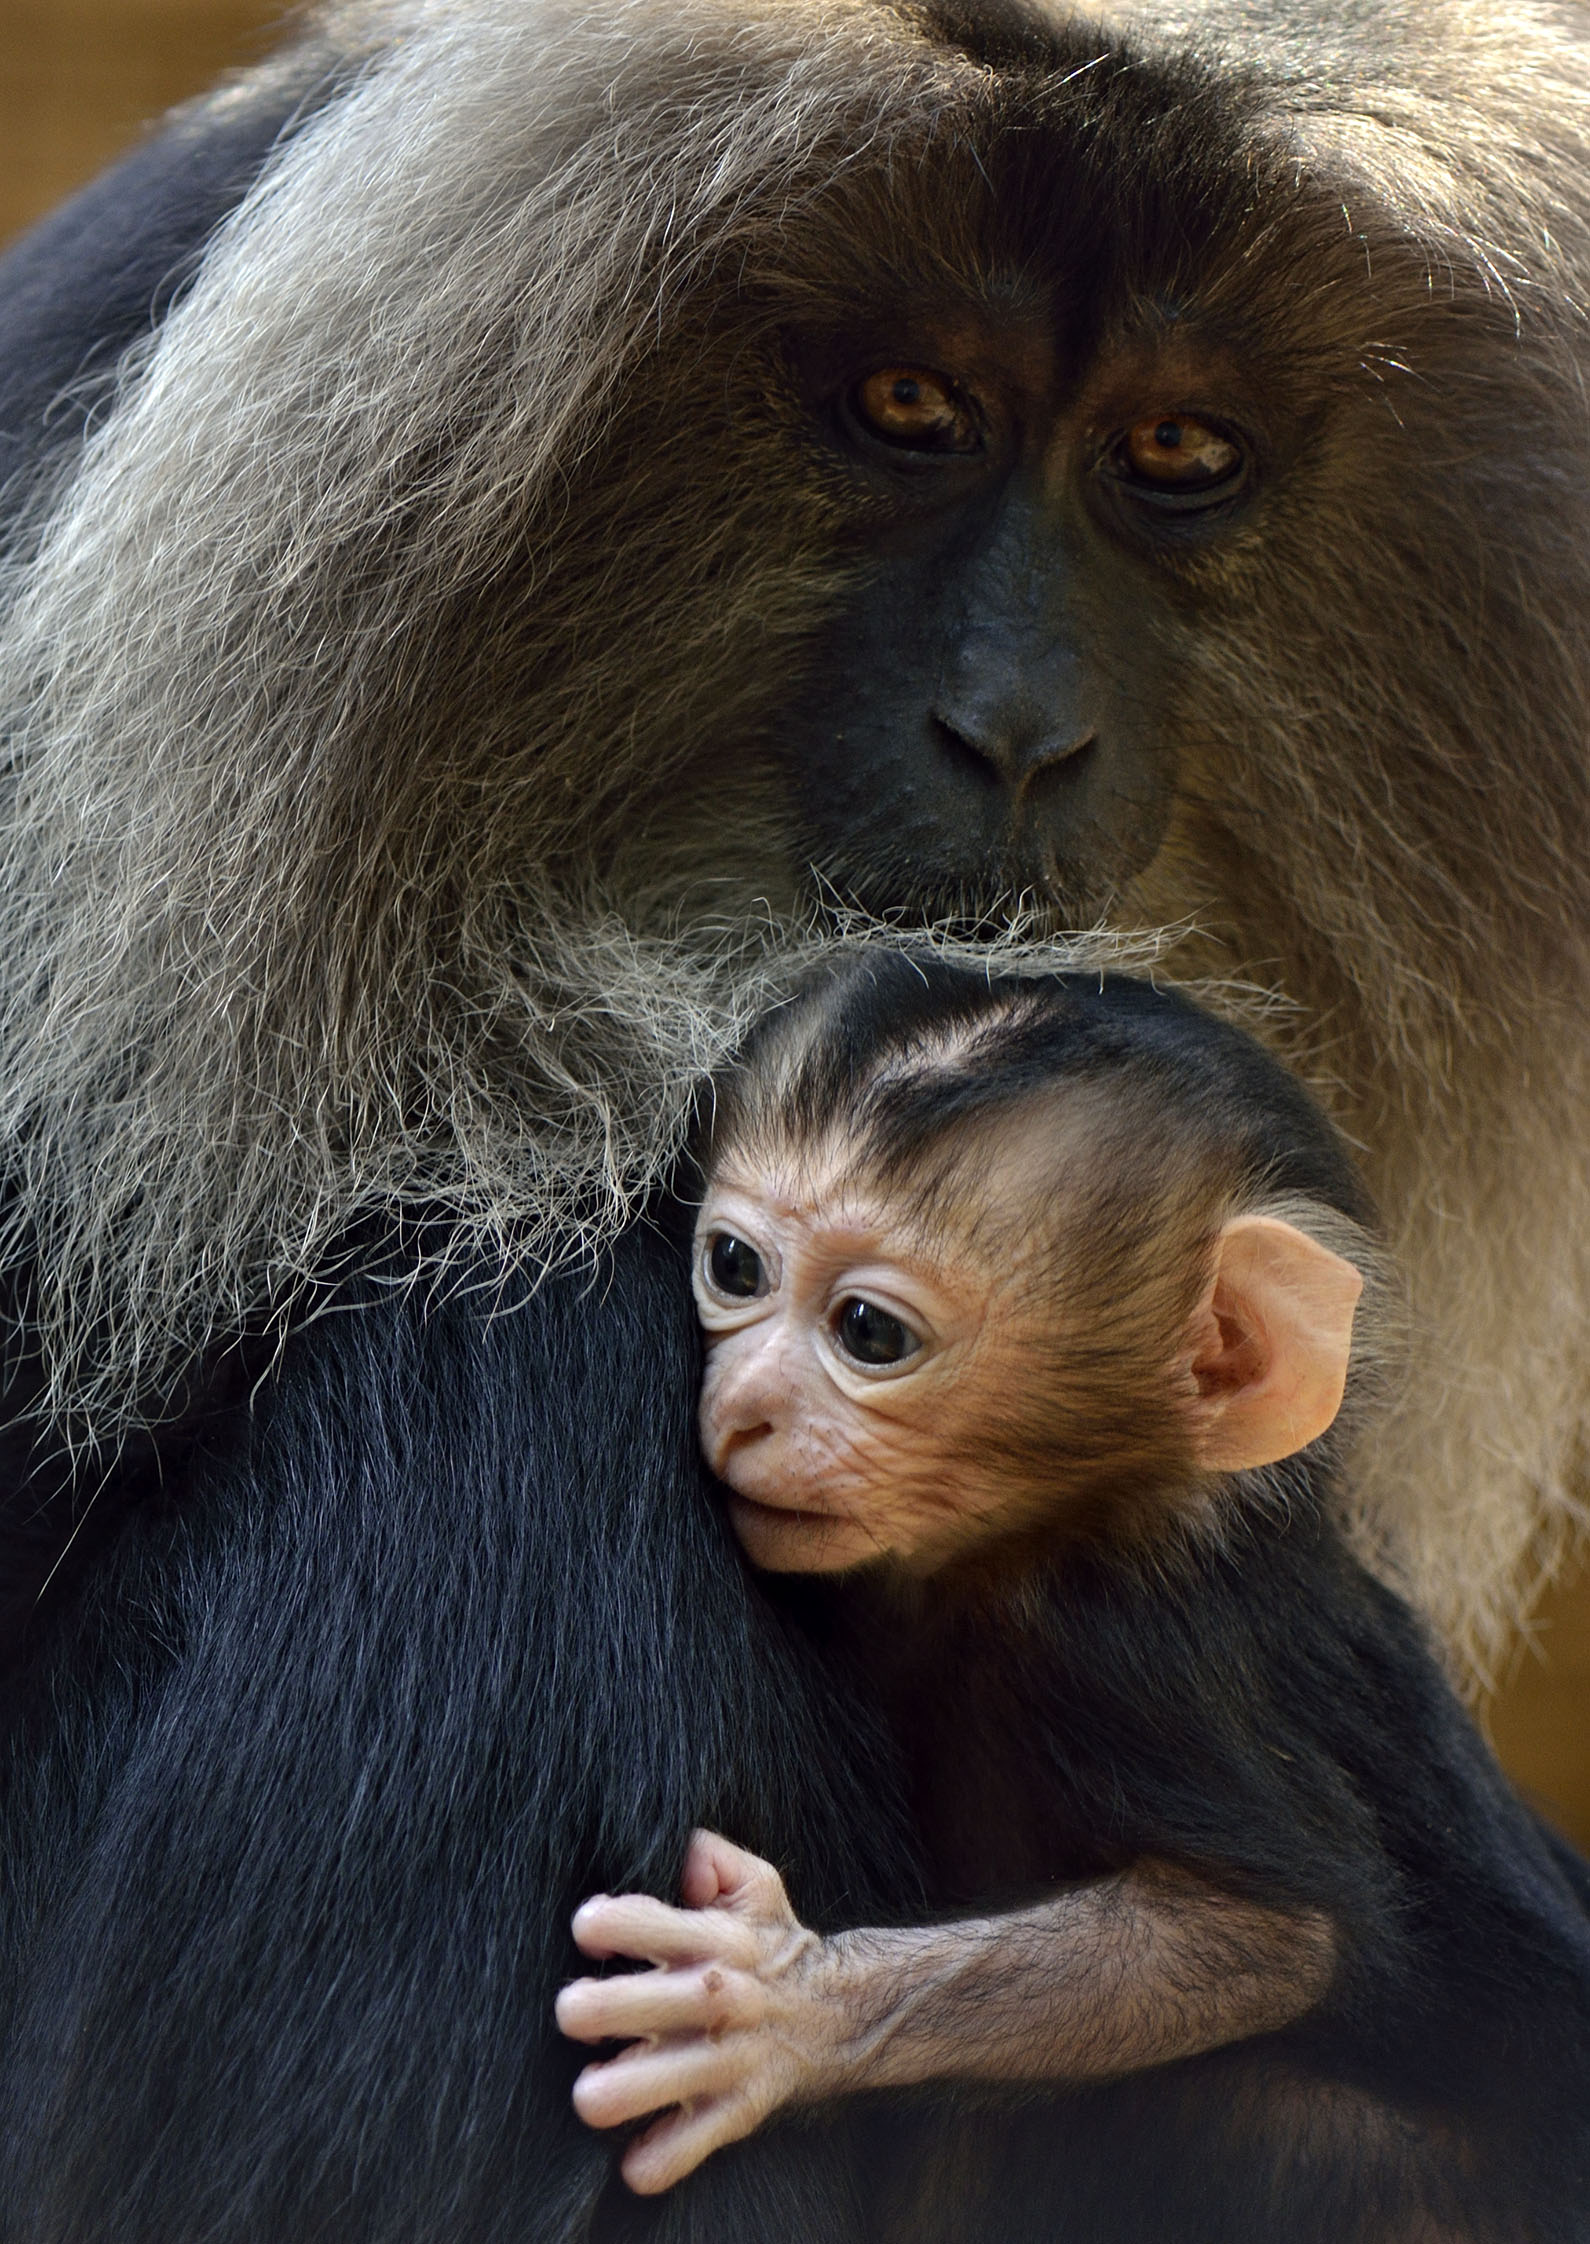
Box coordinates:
[834,1297,922,1367]
[1116,412,1243,490]
[852,368,982,454]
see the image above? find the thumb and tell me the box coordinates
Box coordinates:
[680,1829,787,1914]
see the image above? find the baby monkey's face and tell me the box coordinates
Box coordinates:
[692,1139,1042,1576]
[693,1122,1365,1580]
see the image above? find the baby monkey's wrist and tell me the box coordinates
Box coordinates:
[799,1921,989,2097]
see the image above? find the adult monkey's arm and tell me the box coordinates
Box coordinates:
[559,1830,1335,2196]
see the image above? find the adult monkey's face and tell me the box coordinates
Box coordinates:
[736,47,1346,930]
[770,296,1283,924]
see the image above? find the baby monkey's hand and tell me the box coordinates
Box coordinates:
[560,1836,1337,2198]
[556,1830,845,2194]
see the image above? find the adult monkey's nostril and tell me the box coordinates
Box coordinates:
[932,705,1097,799]
[931,709,1006,789]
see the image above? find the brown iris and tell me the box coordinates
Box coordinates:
[1121,413,1241,488]
[853,367,981,453]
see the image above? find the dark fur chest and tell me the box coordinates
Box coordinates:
[819,1581,1120,1909]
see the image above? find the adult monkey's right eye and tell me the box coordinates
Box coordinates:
[706,1234,766,1298]
[851,368,982,454]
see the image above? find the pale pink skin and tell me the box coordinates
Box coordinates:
[693,1140,1052,1577]
[558,1831,1334,2196]
[557,1148,1360,2193]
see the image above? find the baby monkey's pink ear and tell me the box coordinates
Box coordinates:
[1182,1215,1364,1473]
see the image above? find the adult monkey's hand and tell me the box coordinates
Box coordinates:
[559,1830,1336,2193]
[556,1830,846,2194]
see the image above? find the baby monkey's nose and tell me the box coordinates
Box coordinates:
[698,1346,787,1482]
[709,1418,774,1476]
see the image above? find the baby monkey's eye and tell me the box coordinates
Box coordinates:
[705,1233,766,1298]
[834,1297,922,1368]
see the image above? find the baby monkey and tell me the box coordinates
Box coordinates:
[558,959,1590,2237]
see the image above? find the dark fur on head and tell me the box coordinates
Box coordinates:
[699,953,1388,1564]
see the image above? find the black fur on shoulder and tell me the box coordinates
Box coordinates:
[0,1219,916,2241]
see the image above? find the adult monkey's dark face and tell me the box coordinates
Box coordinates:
[744,54,1328,927]
[775,316,1230,920]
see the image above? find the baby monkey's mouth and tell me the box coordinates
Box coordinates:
[723,1489,878,1580]
[726,1490,837,1526]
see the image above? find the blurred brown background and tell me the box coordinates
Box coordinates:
[3,0,1588,1848]
[0,0,287,243]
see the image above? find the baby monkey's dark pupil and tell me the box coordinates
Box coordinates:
[709,1234,763,1296]
[838,1299,915,1365]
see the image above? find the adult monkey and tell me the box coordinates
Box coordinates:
[0,0,1586,2237]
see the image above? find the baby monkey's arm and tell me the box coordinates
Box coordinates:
[556,1829,1335,2194]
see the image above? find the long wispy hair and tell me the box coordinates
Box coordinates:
[0,0,1585,1679]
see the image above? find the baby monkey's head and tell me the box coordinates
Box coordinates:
[692,956,1378,1581]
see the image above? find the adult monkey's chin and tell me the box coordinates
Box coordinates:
[803,861,1125,941]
